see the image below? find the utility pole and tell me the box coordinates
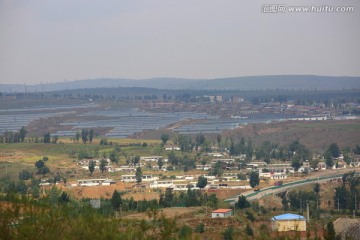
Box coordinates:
[338,197,340,211]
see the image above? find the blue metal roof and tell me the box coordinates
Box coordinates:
[271,213,306,221]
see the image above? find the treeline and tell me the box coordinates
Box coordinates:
[108,188,218,214]
[0,127,27,143]
[0,193,178,240]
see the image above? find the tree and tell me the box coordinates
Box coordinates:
[325,221,336,240]
[161,133,169,145]
[88,160,95,175]
[325,151,334,168]
[109,150,119,163]
[291,155,303,171]
[19,170,31,180]
[99,159,107,173]
[35,160,45,169]
[43,132,51,144]
[343,153,351,165]
[328,143,340,158]
[81,129,88,143]
[59,191,70,203]
[196,176,208,189]
[178,135,193,152]
[19,126,27,142]
[195,133,205,151]
[237,173,247,180]
[157,158,164,170]
[236,195,250,209]
[89,129,94,143]
[38,166,49,176]
[135,167,142,184]
[313,183,320,194]
[249,171,259,188]
[216,134,222,148]
[133,155,140,165]
[111,190,122,211]
[212,161,223,177]
[75,131,80,142]
[309,158,320,170]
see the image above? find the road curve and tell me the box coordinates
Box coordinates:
[226,168,360,203]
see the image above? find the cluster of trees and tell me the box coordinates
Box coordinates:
[35,157,50,176]
[43,132,59,144]
[167,152,196,172]
[159,188,218,208]
[0,127,27,143]
[277,183,322,219]
[0,191,179,240]
[109,188,218,213]
[334,171,360,211]
[229,137,253,161]
[324,143,342,168]
[71,129,94,143]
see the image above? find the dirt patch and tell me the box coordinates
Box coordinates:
[123,207,201,219]
[67,182,161,201]
[257,127,281,135]
[207,188,249,200]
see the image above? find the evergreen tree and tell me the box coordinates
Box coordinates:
[88,160,95,175]
[249,171,259,188]
[19,126,27,142]
[89,129,94,143]
[325,221,336,240]
[328,143,340,158]
[111,190,122,211]
[99,159,107,173]
[81,129,88,143]
[236,195,250,209]
[135,167,142,184]
[43,132,51,144]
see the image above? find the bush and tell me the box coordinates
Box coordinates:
[223,226,234,240]
[19,170,32,180]
[245,224,253,236]
[245,210,256,222]
[178,225,192,239]
[195,223,205,233]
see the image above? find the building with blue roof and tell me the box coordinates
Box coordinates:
[271,213,307,232]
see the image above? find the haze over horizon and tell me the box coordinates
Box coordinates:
[1,0,359,85]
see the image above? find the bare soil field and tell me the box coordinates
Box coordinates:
[224,120,360,150]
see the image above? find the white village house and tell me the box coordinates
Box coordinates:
[211,209,233,218]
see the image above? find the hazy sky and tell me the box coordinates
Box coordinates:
[1,0,359,84]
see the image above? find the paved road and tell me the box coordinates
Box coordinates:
[226,168,360,203]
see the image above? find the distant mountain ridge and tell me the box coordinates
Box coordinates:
[1,75,359,92]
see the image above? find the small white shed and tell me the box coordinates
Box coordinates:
[211,209,233,218]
